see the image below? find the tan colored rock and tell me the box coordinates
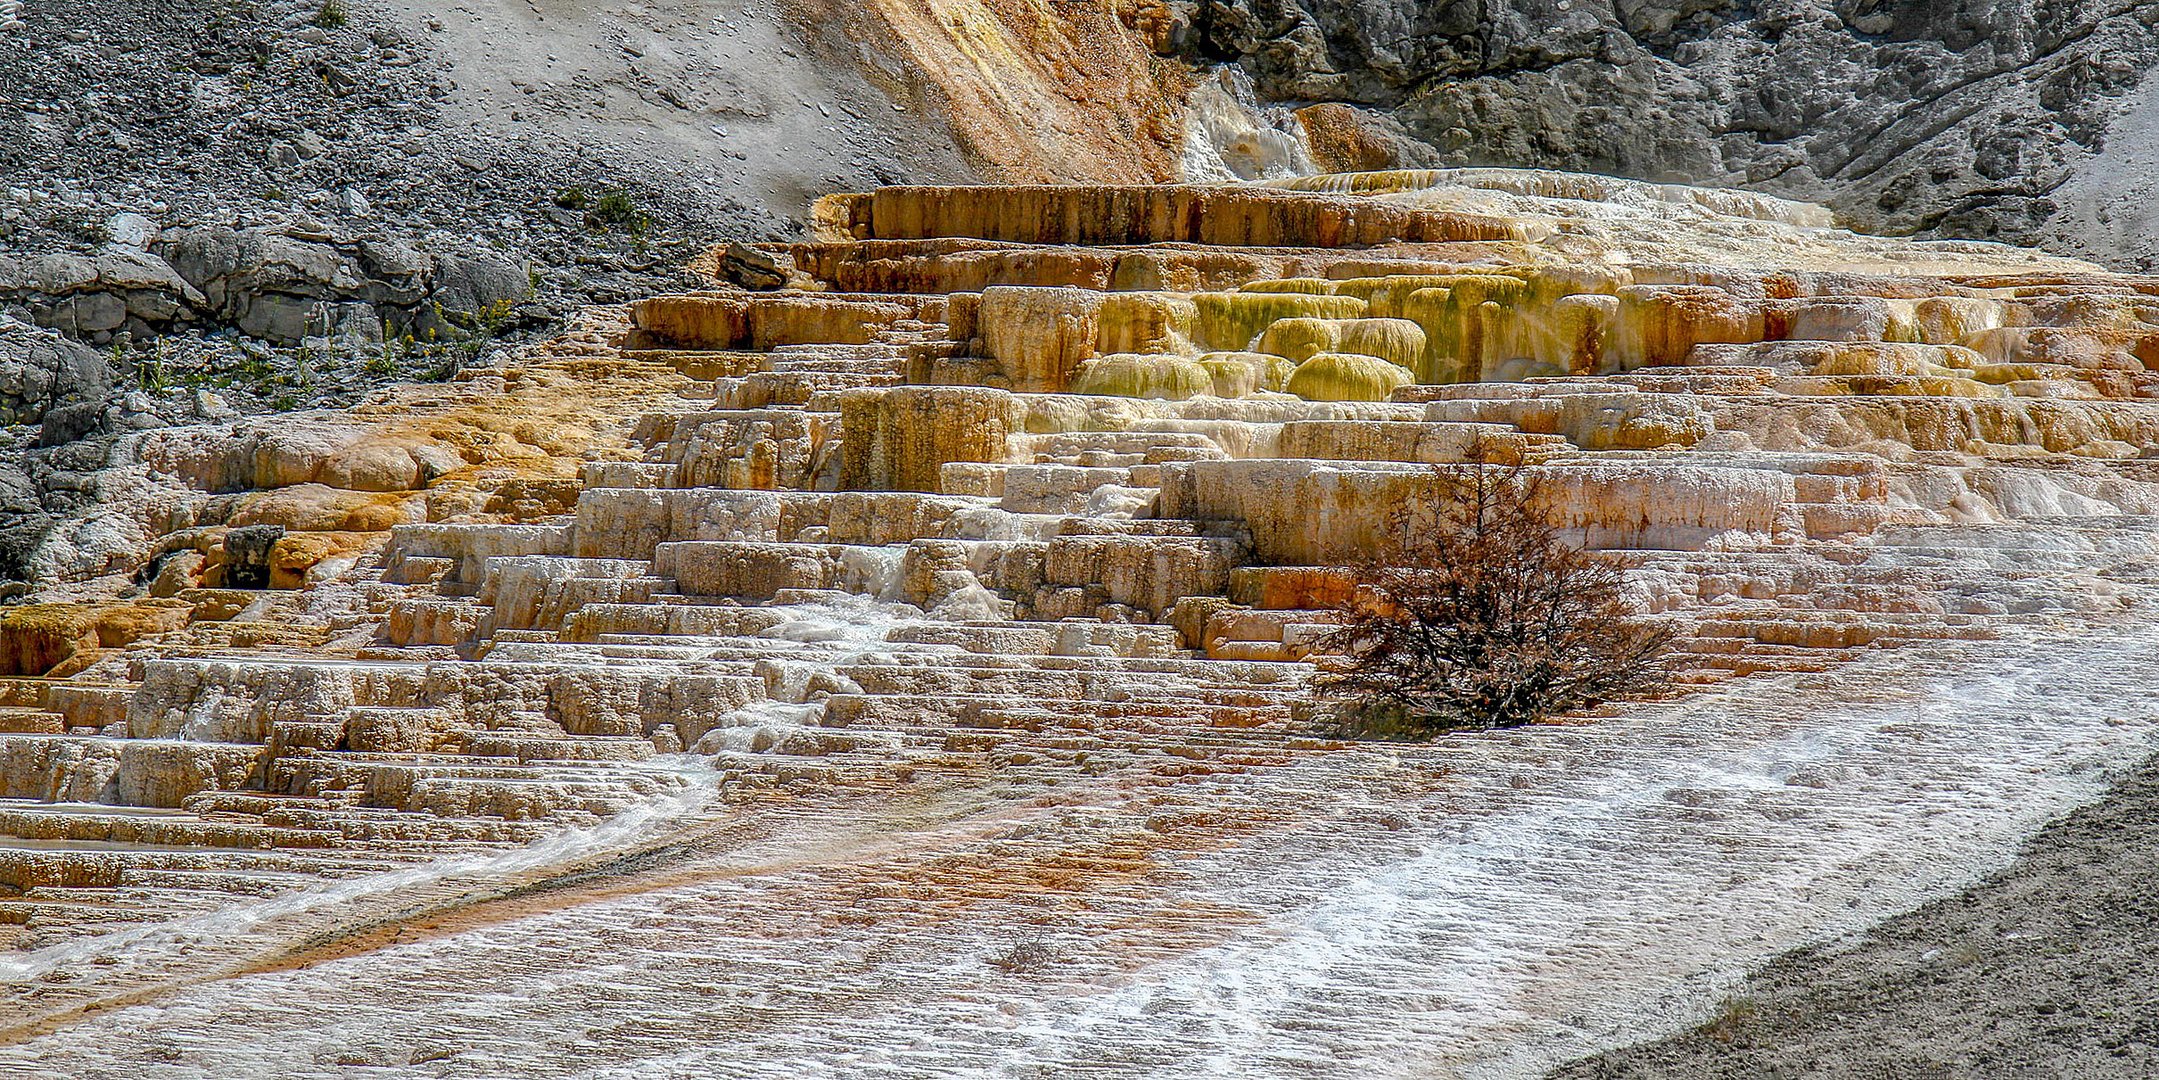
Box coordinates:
[630,293,929,351]
[1294,103,1444,174]
[844,185,1523,247]
[147,549,206,598]
[1197,352,1296,397]
[672,410,834,491]
[1193,291,1367,353]
[266,534,339,591]
[839,386,1026,492]
[1096,292,1200,356]
[0,602,191,677]
[1286,353,1416,402]
[1160,458,1799,563]
[1421,389,1714,450]
[0,736,121,802]
[978,286,1103,392]
[113,741,266,808]
[1070,354,1215,400]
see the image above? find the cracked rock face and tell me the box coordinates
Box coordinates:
[1173,0,2159,266]
[0,317,108,427]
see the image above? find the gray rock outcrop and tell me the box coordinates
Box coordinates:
[0,227,531,349]
[1173,0,2159,265]
[157,226,528,344]
[0,317,109,427]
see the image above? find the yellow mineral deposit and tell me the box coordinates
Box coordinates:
[4,170,2159,1075]
[1070,353,1215,400]
[1284,352,1417,402]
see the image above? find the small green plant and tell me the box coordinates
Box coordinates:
[590,189,636,224]
[553,187,590,211]
[131,343,171,393]
[271,393,301,411]
[235,348,274,386]
[476,297,514,340]
[446,298,517,369]
[172,345,209,388]
[292,344,316,388]
[261,187,288,203]
[587,189,652,238]
[314,0,347,29]
[423,350,462,383]
[1702,995,1760,1044]
[366,336,401,377]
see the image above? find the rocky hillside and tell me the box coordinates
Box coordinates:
[1170,0,2159,269]
[0,0,985,587]
[0,0,984,318]
[17,0,2159,592]
[17,0,2159,337]
[0,0,1225,426]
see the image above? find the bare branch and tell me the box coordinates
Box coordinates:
[1313,457,1672,736]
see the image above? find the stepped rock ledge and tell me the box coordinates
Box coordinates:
[2,170,2158,1075]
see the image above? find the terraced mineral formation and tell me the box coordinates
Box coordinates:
[3,169,2158,1074]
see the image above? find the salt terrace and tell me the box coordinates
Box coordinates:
[2,169,2157,1073]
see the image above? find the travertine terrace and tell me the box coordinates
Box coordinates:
[5,169,2159,1073]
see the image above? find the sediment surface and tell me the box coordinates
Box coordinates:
[1559,749,2159,1079]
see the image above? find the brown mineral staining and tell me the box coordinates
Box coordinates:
[4,173,2159,1060]
[0,603,191,677]
[832,0,1195,183]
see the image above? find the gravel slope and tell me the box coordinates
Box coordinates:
[1555,747,2159,1080]
[0,0,973,273]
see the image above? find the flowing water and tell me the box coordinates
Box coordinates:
[1179,66,1316,183]
[2,616,2153,1078]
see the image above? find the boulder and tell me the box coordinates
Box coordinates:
[1294,103,1445,173]
[233,292,330,342]
[353,236,432,306]
[0,316,110,427]
[103,212,158,251]
[430,252,529,319]
[158,227,347,311]
[220,524,286,589]
[721,242,788,290]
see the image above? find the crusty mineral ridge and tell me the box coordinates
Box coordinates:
[4,170,2159,1057]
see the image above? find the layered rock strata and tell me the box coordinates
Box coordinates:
[2,172,2158,1061]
